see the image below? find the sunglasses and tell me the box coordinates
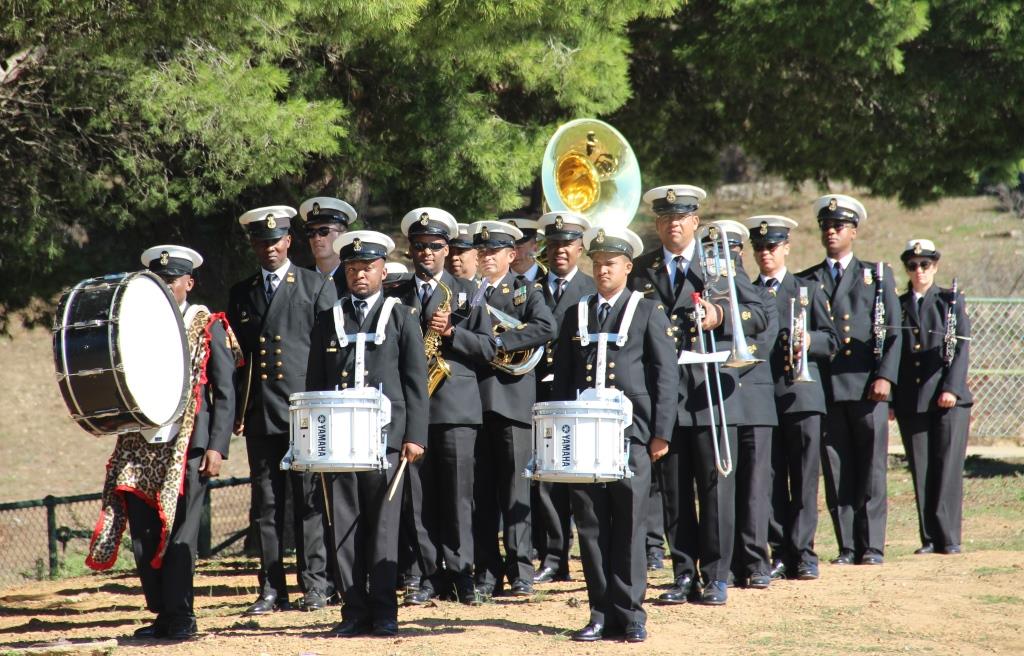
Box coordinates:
[905,260,933,272]
[752,242,783,252]
[305,226,339,238]
[411,241,447,252]
[818,220,851,233]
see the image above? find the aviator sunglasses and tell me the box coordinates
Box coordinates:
[411,241,447,252]
[305,226,340,238]
[905,260,933,272]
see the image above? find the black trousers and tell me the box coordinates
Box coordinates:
[126,451,205,623]
[571,442,650,630]
[895,406,970,549]
[417,424,478,590]
[733,425,773,578]
[245,434,328,599]
[646,473,666,559]
[329,449,404,623]
[472,412,534,588]
[659,425,738,582]
[397,456,426,584]
[532,480,572,575]
[768,412,822,567]
[821,401,889,556]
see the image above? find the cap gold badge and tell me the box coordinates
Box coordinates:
[266,213,277,229]
[913,241,923,255]
[353,238,362,252]
[555,216,563,230]
[420,212,430,226]
[312,202,321,214]
[596,229,605,244]
[159,251,169,266]
[666,189,677,203]
[759,221,768,236]
[481,226,490,241]
[828,198,838,212]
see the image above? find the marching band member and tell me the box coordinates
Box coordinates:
[504,216,546,281]
[703,220,780,590]
[306,230,428,637]
[893,239,972,556]
[629,185,768,606]
[744,216,837,582]
[446,223,482,285]
[531,211,596,584]
[798,195,901,566]
[388,209,495,606]
[88,246,240,641]
[300,196,358,295]
[470,220,557,599]
[553,226,678,643]
[228,207,337,614]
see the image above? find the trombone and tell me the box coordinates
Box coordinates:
[697,225,763,369]
[689,291,732,477]
[788,287,814,384]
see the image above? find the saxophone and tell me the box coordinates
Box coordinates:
[424,278,453,396]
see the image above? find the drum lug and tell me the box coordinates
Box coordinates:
[522,458,536,480]
[280,449,293,471]
[69,367,108,378]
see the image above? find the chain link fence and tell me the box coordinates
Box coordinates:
[964,298,1024,442]
[0,477,252,591]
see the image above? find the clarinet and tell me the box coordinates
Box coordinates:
[943,277,959,368]
[872,262,886,366]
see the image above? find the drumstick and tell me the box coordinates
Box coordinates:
[386,457,408,502]
[320,473,332,528]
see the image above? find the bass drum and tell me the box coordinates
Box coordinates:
[53,271,190,435]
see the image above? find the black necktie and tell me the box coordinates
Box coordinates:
[353,299,367,324]
[265,273,278,303]
[916,296,924,315]
[485,285,495,300]
[764,277,777,296]
[832,261,843,284]
[554,278,566,302]
[673,255,686,294]
[420,282,432,308]
[598,302,611,327]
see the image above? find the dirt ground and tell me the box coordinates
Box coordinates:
[1,546,1022,656]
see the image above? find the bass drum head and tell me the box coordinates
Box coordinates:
[117,272,189,426]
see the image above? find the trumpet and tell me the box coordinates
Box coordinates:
[486,304,545,375]
[698,225,763,369]
[424,278,453,396]
[943,277,959,368]
[788,287,814,384]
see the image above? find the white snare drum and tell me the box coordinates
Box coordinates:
[282,388,392,473]
[525,389,634,483]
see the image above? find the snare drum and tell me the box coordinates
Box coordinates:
[53,271,190,436]
[526,389,634,483]
[283,388,392,472]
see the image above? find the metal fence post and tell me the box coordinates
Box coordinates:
[44,495,58,578]
[198,486,212,559]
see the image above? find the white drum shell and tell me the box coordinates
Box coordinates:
[286,389,391,472]
[527,395,633,483]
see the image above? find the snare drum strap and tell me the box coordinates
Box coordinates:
[331,296,400,347]
[576,291,643,347]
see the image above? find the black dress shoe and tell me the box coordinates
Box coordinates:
[796,562,820,580]
[646,553,664,571]
[405,585,436,605]
[859,551,884,565]
[399,573,421,592]
[298,591,327,611]
[940,544,962,554]
[243,595,285,616]
[655,575,694,604]
[623,622,647,643]
[132,623,167,639]
[914,543,935,555]
[509,578,534,596]
[571,623,604,642]
[533,566,559,584]
[746,573,771,589]
[699,580,728,606]
[769,559,787,580]
[372,620,399,637]
[331,618,372,637]
[830,550,855,565]
[164,618,198,641]
[475,582,495,601]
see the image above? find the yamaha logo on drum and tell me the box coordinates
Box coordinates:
[316,413,328,457]
[560,423,572,468]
